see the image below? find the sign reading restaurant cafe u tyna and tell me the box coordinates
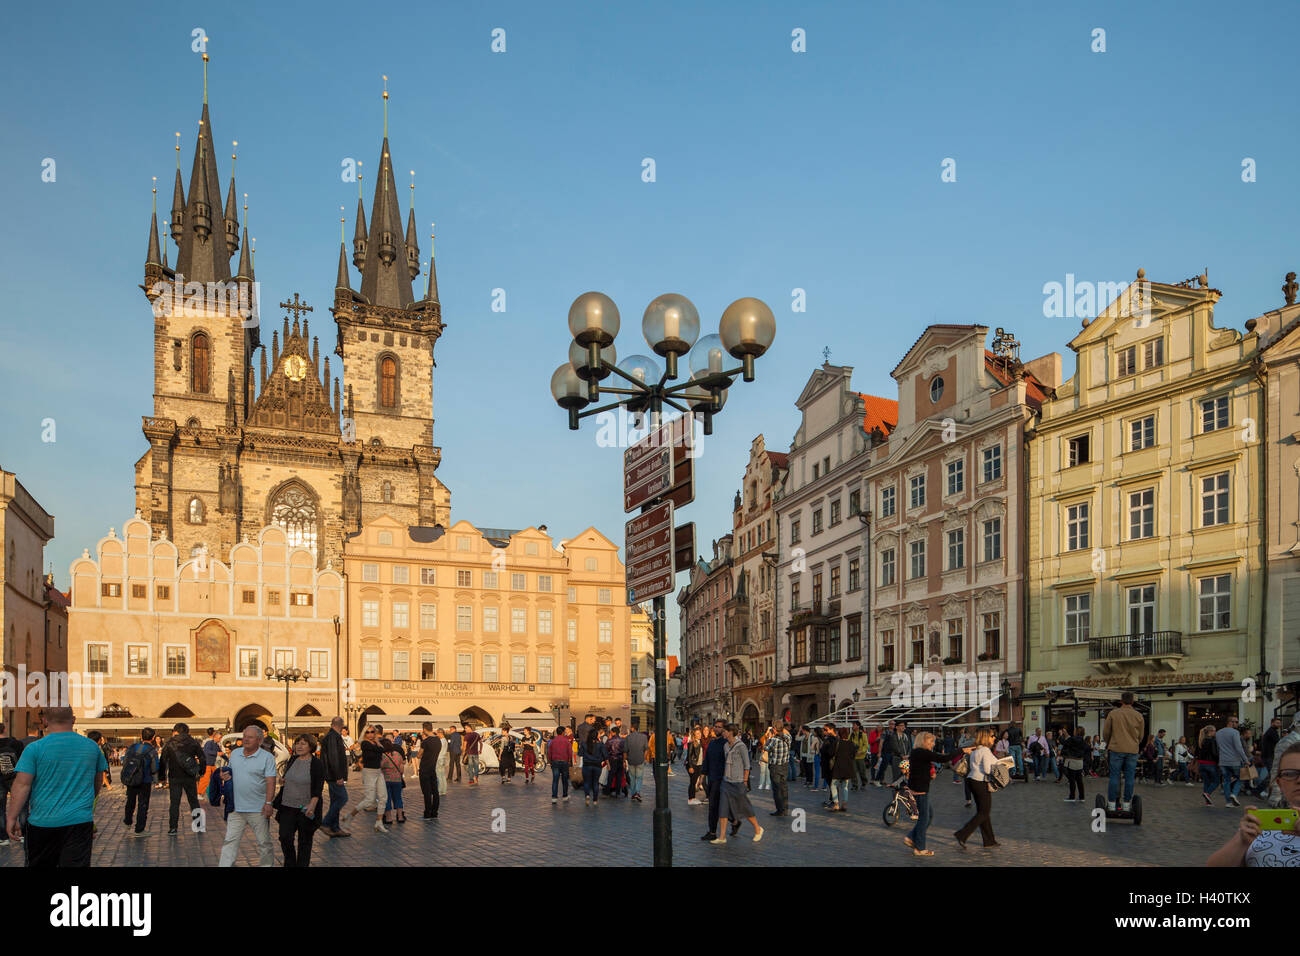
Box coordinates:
[358,681,552,706]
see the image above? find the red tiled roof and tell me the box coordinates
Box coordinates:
[984,351,1050,408]
[767,451,789,469]
[859,393,899,437]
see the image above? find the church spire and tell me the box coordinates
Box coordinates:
[423,224,439,304]
[223,141,240,258]
[358,131,414,309]
[146,179,162,267]
[405,171,420,280]
[175,99,232,285]
[352,195,367,271]
[169,132,184,243]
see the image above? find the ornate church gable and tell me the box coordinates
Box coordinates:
[250,297,341,438]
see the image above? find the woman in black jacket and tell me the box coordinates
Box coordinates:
[819,725,836,797]
[1061,727,1091,802]
[904,731,969,857]
[274,734,325,866]
[829,727,856,812]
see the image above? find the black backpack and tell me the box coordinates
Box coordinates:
[121,744,147,787]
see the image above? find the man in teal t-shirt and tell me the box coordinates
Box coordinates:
[5,707,106,867]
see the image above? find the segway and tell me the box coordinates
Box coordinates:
[1094,792,1142,825]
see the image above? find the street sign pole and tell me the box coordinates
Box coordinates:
[649,399,672,868]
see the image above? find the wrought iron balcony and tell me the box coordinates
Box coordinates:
[1087,630,1184,672]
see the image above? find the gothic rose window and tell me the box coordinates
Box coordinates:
[192,332,211,394]
[270,484,318,560]
[380,356,397,408]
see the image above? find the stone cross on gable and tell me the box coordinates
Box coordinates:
[279,293,313,321]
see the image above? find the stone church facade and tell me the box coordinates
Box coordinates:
[134,93,450,572]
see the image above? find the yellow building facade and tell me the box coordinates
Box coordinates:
[1025,272,1264,739]
[343,516,632,732]
[69,514,344,739]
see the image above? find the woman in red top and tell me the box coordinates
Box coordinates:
[521,728,538,784]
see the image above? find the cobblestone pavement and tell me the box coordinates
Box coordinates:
[0,765,1245,867]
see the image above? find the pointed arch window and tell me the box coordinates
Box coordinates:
[188,498,205,524]
[379,356,398,409]
[192,332,211,394]
[269,482,318,561]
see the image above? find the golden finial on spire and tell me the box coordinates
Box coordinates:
[152,176,158,214]
[357,161,364,200]
[340,205,346,243]
[175,132,181,169]
[243,192,249,229]
[250,236,256,267]
[430,222,435,256]
[382,74,389,137]
[410,169,415,204]
[202,48,209,105]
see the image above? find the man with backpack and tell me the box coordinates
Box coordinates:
[156,722,205,835]
[121,728,159,837]
[0,723,24,847]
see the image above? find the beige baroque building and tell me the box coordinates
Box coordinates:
[344,516,631,733]
[1245,271,1300,702]
[629,603,654,730]
[69,514,344,740]
[862,327,1053,724]
[1,471,69,736]
[1024,271,1265,739]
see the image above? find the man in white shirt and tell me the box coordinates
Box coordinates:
[217,725,279,867]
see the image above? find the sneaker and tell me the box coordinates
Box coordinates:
[769,810,785,816]
[1203,792,1212,806]
[700,832,717,841]
[563,795,570,802]
[0,839,8,847]
[1064,798,1075,803]
[374,822,388,833]
[753,827,764,843]
[1120,801,1132,812]
[1228,797,1241,808]
[633,794,642,802]
[130,831,150,839]
[687,798,700,805]
[710,836,727,845]
[551,798,557,805]
[168,828,178,835]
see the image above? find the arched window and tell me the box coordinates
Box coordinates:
[269,482,318,561]
[382,481,393,503]
[188,498,204,524]
[379,356,397,408]
[192,332,211,393]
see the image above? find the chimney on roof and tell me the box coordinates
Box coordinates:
[1023,353,1063,391]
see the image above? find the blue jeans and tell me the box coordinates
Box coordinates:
[813,759,822,789]
[1220,766,1241,801]
[788,754,798,780]
[1200,763,1219,797]
[1047,754,1059,779]
[323,780,348,830]
[384,781,404,811]
[627,764,645,798]
[906,792,933,850]
[582,764,602,801]
[1107,751,1137,804]
[830,779,850,806]
[1033,753,1046,779]
[1009,744,1023,776]
[551,762,570,798]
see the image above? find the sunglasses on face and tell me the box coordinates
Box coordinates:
[1278,770,1300,783]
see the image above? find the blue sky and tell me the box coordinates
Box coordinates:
[1,1,1296,656]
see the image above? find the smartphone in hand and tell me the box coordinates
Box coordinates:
[1246,808,1298,831]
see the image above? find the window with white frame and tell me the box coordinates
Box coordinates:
[511,608,527,634]
[482,653,499,682]
[1129,415,1156,451]
[538,655,553,683]
[1143,338,1163,369]
[946,619,963,661]
[1201,472,1230,527]
[1128,488,1155,540]
[420,567,436,585]
[1066,502,1090,551]
[420,603,437,630]
[598,662,612,689]
[947,528,964,570]
[483,606,499,632]
[568,619,577,642]
[456,605,472,631]
[982,445,1002,483]
[511,573,526,590]
[1064,593,1091,645]
[1127,584,1156,635]
[909,475,926,509]
[880,548,896,586]
[599,588,611,604]
[599,620,613,643]
[538,609,553,634]
[392,651,409,680]
[538,575,553,593]
[456,569,472,587]
[362,563,379,582]
[1198,574,1231,631]
[946,459,964,496]
[511,654,526,682]
[362,649,379,679]
[880,486,896,518]
[568,661,578,688]
[457,653,472,681]
[238,647,259,678]
[309,649,328,679]
[392,602,409,629]
[909,540,926,579]
[420,652,436,680]
[567,587,577,602]
[392,565,409,585]
[273,648,294,671]
[1201,396,1229,433]
[482,571,498,589]
[1117,345,1137,377]
[585,558,598,571]
[982,518,1002,562]
[165,645,187,676]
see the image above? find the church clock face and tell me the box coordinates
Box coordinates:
[283,354,308,382]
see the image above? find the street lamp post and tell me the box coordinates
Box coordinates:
[552,290,776,867]
[265,665,310,742]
